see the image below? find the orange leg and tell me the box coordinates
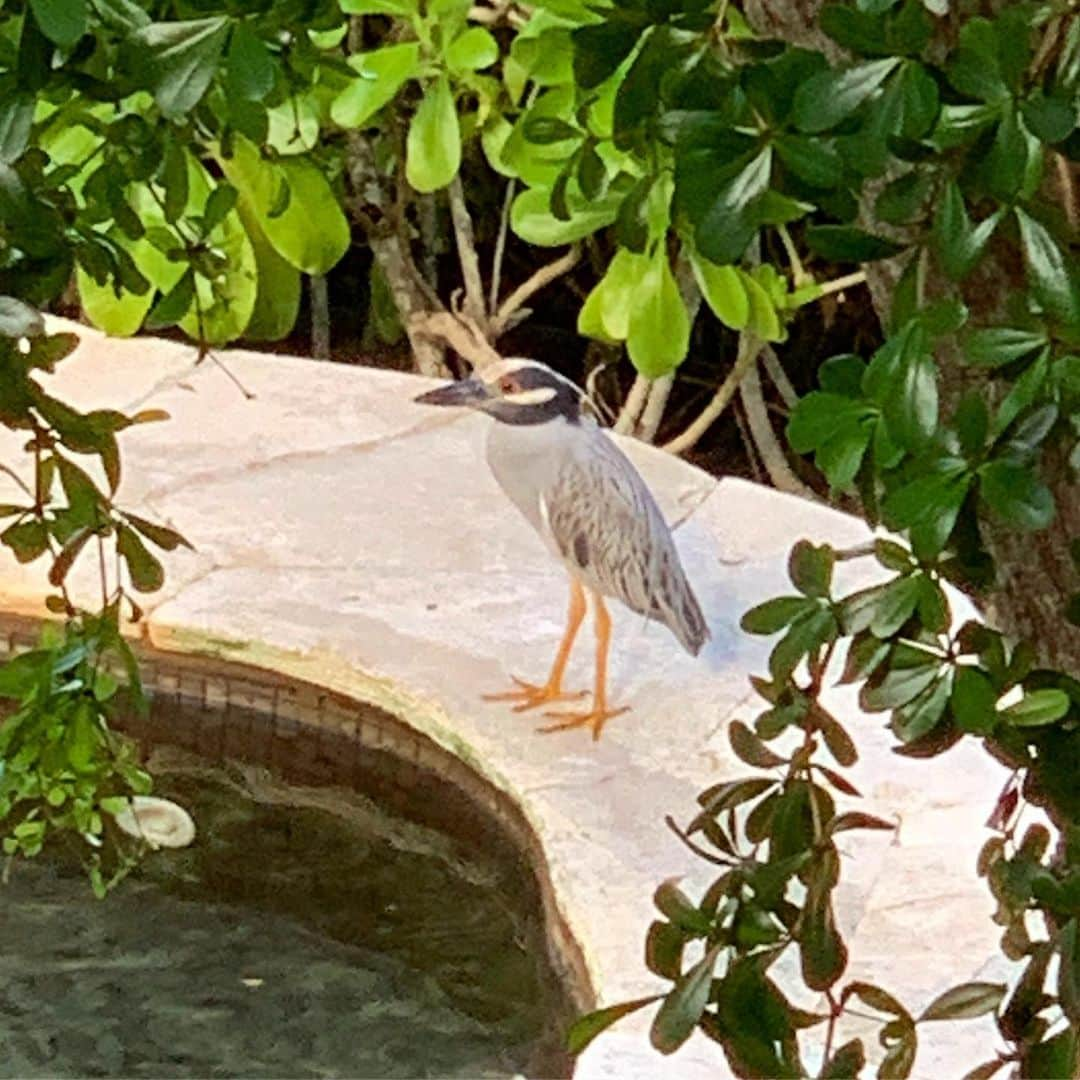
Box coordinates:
[484,577,588,712]
[540,590,630,741]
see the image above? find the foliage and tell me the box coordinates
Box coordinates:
[0,296,189,893]
[556,1,1080,1076]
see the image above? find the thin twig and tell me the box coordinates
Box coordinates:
[448,174,486,326]
[491,245,580,337]
[0,463,33,499]
[614,374,650,434]
[739,358,816,497]
[310,274,331,360]
[1056,152,1077,232]
[489,178,517,314]
[638,373,674,444]
[815,271,867,299]
[760,344,799,408]
[663,332,761,456]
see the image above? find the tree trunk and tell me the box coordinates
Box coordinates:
[747,0,1080,671]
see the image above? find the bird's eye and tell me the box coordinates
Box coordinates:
[499,377,518,395]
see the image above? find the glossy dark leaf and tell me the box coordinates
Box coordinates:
[130,17,230,119]
[769,607,837,682]
[789,540,834,598]
[1000,688,1070,727]
[741,596,817,635]
[567,995,663,1054]
[649,946,720,1054]
[829,811,895,834]
[869,574,921,637]
[950,666,998,735]
[792,58,901,133]
[800,868,847,991]
[813,704,858,767]
[0,92,34,164]
[730,719,787,768]
[919,981,1005,1022]
[124,513,193,551]
[805,225,904,263]
[48,526,92,586]
[654,880,712,934]
[979,461,1055,531]
[116,525,165,593]
[226,22,275,102]
[1016,208,1080,327]
[30,0,88,47]
[862,661,940,712]
[821,1038,866,1079]
[145,269,195,330]
[1059,918,1080,1025]
[645,920,685,980]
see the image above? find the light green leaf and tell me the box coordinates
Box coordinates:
[1000,688,1070,727]
[235,197,301,341]
[340,0,417,12]
[689,250,749,330]
[627,249,690,377]
[406,76,461,193]
[446,27,498,73]
[219,136,350,275]
[331,43,422,129]
[511,185,619,246]
[578,248,648,343]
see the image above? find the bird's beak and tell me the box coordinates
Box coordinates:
[413,376,490,408]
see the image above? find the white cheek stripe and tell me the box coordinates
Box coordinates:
[505,387,558,405]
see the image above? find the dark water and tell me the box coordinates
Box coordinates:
[0,752,571,1078]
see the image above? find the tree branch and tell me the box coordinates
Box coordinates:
[638,374,673,444]
[447,173,486,326]
[491,245,580,338]
[663,332,761,456]
[614,374,650,434]
[739,355,816,498]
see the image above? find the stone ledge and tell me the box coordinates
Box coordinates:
[0,320,1015,1078]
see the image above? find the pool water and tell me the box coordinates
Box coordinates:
[0,749,572,1078]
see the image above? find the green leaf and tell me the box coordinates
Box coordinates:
[577,248,645,343]
[654,880,712,934]
[145,269,195,330]
[829,811,894,834]
[775,133,844,188]
[821,1039,866,1079]
[626,249,690,378]
[650,946,721,1054]
[789,540,834,598]
[770,607,837,682]
[0,93,35,164]
[919,981,1005,1022]
[792,58,901,133]
[31,0,88,47]
[800,869,847,991]
[446,27,498,73]
[340,0,416,12]
[931,183,1000,282]
[129,17,231,119]
[226,22,275,102]
[964,327,1047,368]
[730,719,787,768]
[1,519,48,563]
[882,472,971,556]
[219,137,349,276]
[869,574,921,637]
[162,142,189,225]
[1023,1030,1078,1080]
[646,921,686,980]
[124,513,192,551]
[979,461,1054,530]
[862,661,940,712]
[511,185,620,246]
[805,226,904,263]
[741,596,816,635]
[689,252,750,331]
[567,995,664,1054]
[406,77,461,194]
[884,351,937,450]
[117,525,165,593]
[1059,919,1080,1026]
[1016,208,1080,326]
[1001,688,1070,727]
[950,667,998,735]
[331,44,421,129]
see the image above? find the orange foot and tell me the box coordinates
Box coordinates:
[483,676,588,713]
[539,703,630,741]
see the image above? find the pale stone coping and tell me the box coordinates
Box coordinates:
[0,319,1017,1078]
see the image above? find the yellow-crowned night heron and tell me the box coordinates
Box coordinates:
[415,358,709,739]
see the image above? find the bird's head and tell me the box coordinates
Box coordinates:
[413,358,585,426]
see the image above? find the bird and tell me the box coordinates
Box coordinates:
[414,357,709,740]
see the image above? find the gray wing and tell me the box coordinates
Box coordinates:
[543,427,710,656]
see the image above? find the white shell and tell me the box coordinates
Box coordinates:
[110,796,196,849]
